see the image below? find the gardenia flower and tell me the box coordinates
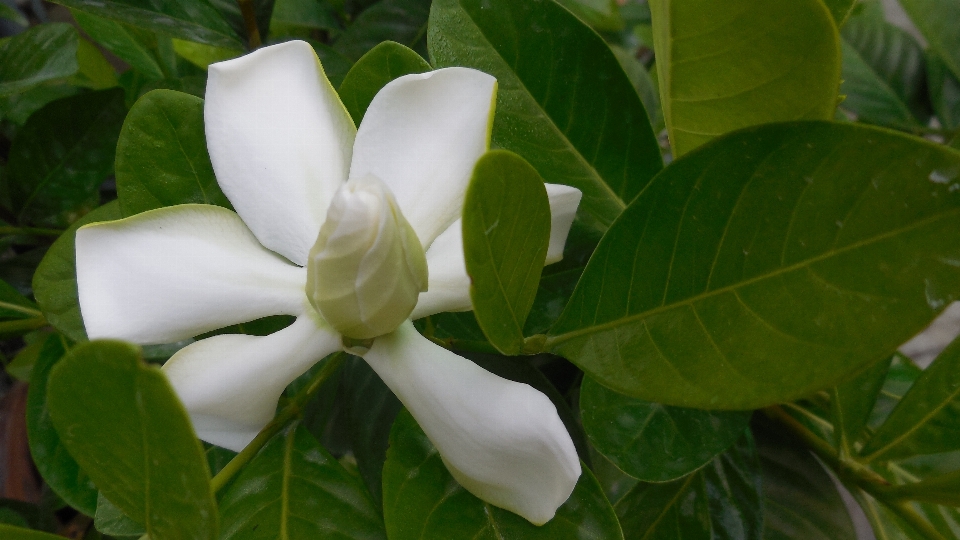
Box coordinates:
[75,41,583,524]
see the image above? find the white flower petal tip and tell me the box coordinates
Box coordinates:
[206,40,356,266]
[364,322,581,524]
[75,205,306,345]
[162,316,340,452]
[350,67,497,248]
[545,184,583,265]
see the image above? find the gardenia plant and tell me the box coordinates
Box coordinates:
[73,40,584,525]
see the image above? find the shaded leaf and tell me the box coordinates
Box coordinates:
[72,10,174,80]
[0,524,64,540]
[334,0,431,61]
[831,355,891,454]
[928,51,960,130]
[554,0,623,32]
[822,0,858,26]
[0,24,78,97]
[840,40,921,130]
[94,493,145,536]
[337,41,430,126]
[898,0,960,81]
[0,278,38,321]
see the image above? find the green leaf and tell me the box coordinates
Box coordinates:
[0,23,79,97]
[463,151,551,354]
[865,353,921,434]
[116,89,230,217]
[822,0,858,26]
[648,0,841,157]
[334,0,431,61]
[0,3,28,26]
[884,468,960,507]
[861,334,960,461]
[554,0,623,32]
[839,40,921,130]
[172,39,243,69]
[580,376,750,482]
[831,355,891,454]
[32,202,122,343]
[51,0,244,49]
[337,41,430,126]
[754,422,857,540]
[72,10,173,80]
[0,524,65,540]
[842,1,931,124]
[429,0,663,232]
[219,422,386,540]
[382,409,623,539]
[928,51,960,130]
[0,84,80,127]
[547,121,960,409]
[73,38,119,90]
[0,278,39,320]
[6,88,126,227]
[898,0,960,81]
[610,45,664,133]
[95,493,145,536]
[25,334,99,516]
[46,340,218,540]
[270,0,339,33]
[307,40,353,89]
[615,432,762,540]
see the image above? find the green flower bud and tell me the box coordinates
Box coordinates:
[306,175,428,339]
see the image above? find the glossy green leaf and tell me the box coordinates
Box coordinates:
[0,278,38,321]
[219,422,386,540]
[861,334,960,461]
[822,0,858,26]
[547,121,960,409]
[615,432,762,540]
[898,0,960,81]
[554,0,623,32]
[429,0,663,231]
[580,376,750,482]
[32,202,121,343]
[7,89,125,227]
[25,334,99,516]
[0,524,64,540]
[840,40,920,130]
[337,41,430,125]
[334,0,430,61]
[382,409,623,540]
[0,23,79,97]
[46,340,218,540]
[842,1,931,124]
[51,0,244,49]
[648,0,841,157]
[116,89,230,217]
[831,355,891,453]
[463,151,551,354]
[756,425,857,540]
[72,10,173,80]
[95,493,145,536]
[928,52,960,130]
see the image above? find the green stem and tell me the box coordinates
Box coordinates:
[209,352,345,493]
[0,317,47,333]
[236,0,261,50]
[0,225,64,237]
[0,300,42,318]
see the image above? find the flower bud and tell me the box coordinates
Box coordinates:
[306,175,428,339]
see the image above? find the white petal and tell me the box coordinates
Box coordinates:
[411,184,583,319]
[162,315,339,451]
[349,67,496,249]
[544,183,583,265]
[364,321,580,524]
[76,204,306,345]
[206,40,356,265]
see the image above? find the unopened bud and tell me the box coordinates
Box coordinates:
[306,175,428,339]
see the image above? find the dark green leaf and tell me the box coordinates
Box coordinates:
[754,421,857,540]
[831,355,891,453]
[46,340,218,540]
[0,84,80,126]
[0,278,38,321]
[580,376,750,482]
[463,151,551,354]
[842,1,931,124]
[610,45,664,133]
[337,41,430,125]
[116,89,230,217]
[270,0,340,33]
[72,10,174,80]
[382,409,623,539]
[208,0,275,45]
[25,334,99,516]
[547,121,960,409]
[928,51,960,130]
[648,0,841,156]
[51,0,244,49]
[95,493,145,536]
[865,353,921,434]
[0,3,28,26]
[219,422,386,540]
[429,0,662,231]
[822,0,858,26]
[0,23,79,97]
[615,432,762,540]
[861,334,960,461]
[32,201,122,343]
[7,88,126,227]
[0,524,64,540]
[885,468,960,507]
[310,40,353,89]
[839,40,921,130]
[334,0,430,61]
[554,0,623,32]
[898,0,960,81]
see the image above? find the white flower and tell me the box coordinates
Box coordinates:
[75,40,583,525]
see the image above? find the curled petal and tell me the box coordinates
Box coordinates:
[363,321,581,524]
[206,40,356,266]
[411,183,584,319]
[76,204,306,345]
[349,68,496,249]
[162,315,340,451]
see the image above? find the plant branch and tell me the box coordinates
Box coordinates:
[236,0,261,50]
[209,352,345,493]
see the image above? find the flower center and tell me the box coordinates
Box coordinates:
[306,175,428,342]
